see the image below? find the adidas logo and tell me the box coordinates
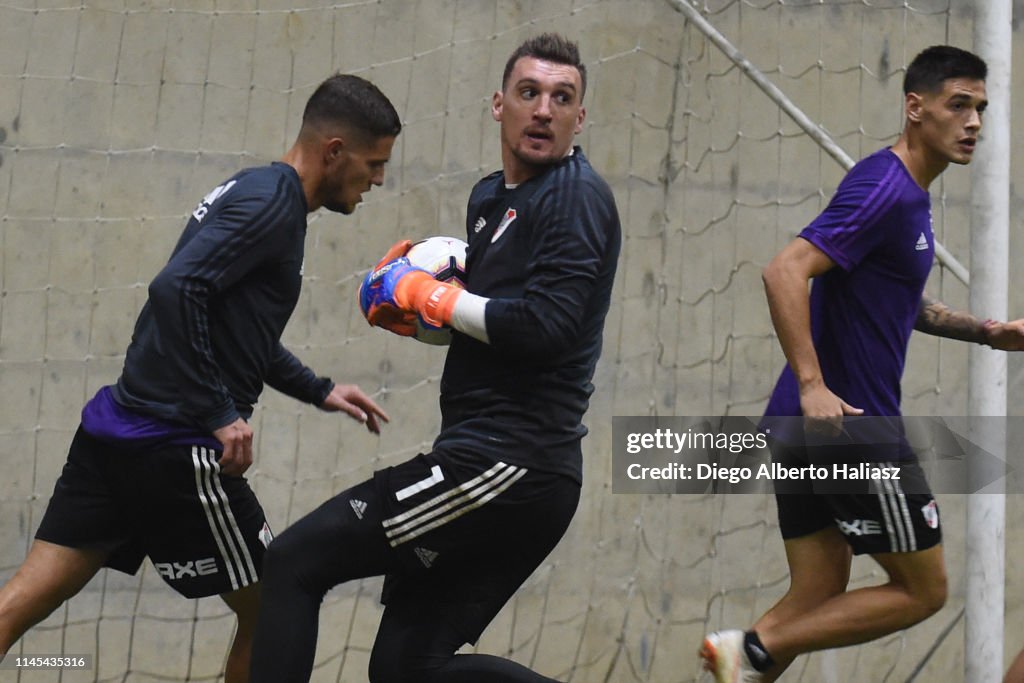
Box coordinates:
[474,217,486,233]
[350,499,367,520]
[915,232,929,251]
[414,546,439,568]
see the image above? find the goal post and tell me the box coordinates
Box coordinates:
[966,2,1011,683]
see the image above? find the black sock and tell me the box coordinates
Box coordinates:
[743,631,775,672]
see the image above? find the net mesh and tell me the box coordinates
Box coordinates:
[0,0,1002,681]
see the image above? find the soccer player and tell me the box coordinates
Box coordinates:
[250,33,621,682]
[700,45,1024,682]
[0,74,396,683]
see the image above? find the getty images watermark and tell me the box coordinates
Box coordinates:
[611,416,1018,494]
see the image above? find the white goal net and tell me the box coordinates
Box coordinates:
[1,0,1018,681]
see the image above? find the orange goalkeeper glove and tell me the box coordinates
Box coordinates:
[393,271,463,329]
[359,239,463,333]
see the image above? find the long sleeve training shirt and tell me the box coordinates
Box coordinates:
[112,162,332,434]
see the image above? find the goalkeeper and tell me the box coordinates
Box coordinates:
[251,33,622,683]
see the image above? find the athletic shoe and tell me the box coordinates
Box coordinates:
[700,630,763,682]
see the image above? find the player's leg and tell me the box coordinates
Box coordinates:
[366,465,579,682]
[1,428,140,654]
[701,464,841,682]
[757,543,945,662]
[751,480,945,681]
[132,443,274,681]
[251,479,395,683]
[369,596,561,683]
[220,583,260,683]
[748,525,852,681]
[700,526,851,683]
[0,541,108,653]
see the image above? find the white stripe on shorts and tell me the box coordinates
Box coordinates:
[382,461,527,548]
[192,447,258,590]
[875,472,917,552]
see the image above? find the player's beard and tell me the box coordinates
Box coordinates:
[323,199,355,214]
[322,179,358,214]
[511,144,566,172]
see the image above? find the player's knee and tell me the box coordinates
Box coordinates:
[259,536,290,582]
[366,656,399,683]
[259,530,315,593]
[367,645,447,683]
[368,655,415,679]
[260,526,341,600]
[900,570,947,624]
[221,583,261,632]
[917,571,947,617]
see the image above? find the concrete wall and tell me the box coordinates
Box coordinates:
[1,0,1022,681]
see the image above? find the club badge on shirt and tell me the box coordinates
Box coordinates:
[491,208,517,243]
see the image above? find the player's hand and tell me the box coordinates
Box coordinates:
[358,239,419,335]
[320,383,390,434]
[358,256,435,328]
[373,239,413,269]
[213,418,254,476]
[368,305,418,336]
[983,318,1024,351]
[799,382,863,436]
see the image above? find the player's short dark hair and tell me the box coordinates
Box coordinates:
[302,74,401,142]
[904,45,987,95]
[502,33,587,100]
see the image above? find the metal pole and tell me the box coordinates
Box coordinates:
[967,1,1011,681]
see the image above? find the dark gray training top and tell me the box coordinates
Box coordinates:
[436,148,621,483]
[112,162,333,434]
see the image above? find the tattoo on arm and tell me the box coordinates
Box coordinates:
[914,293,987,344]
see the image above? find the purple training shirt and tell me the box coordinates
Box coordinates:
[81,385,222,451]
[764,148,934,418]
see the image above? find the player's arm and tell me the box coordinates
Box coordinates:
[266,343,334,404]
[361,180,618,355]
[361,251,495,344]
[466,179,619,355]
[762,237,863,431]
[915,293,1024,350]
[266,343,388,433]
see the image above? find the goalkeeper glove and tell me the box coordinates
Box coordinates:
[358,240,416,336]
[359,251,463,332]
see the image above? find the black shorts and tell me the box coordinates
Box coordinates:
[373,451,580,643]
[36,427,271,598]
[772,441,942,555]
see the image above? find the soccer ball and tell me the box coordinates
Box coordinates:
[405,236,468,345]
